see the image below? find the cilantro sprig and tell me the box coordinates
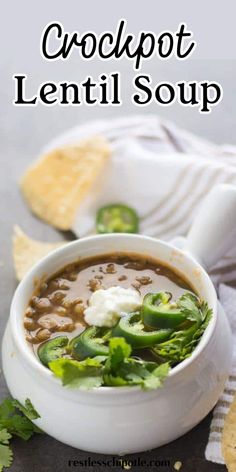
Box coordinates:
[177,293,205,323]
[49,357,104,389]
[49,337,170,390]
[0,398,41,471]
[152,296,212,364]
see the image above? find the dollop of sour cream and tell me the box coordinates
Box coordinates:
[84,286,142,327]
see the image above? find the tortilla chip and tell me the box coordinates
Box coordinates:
[13,226,65,281]
[20,136,111,230]
[222,393,236,472]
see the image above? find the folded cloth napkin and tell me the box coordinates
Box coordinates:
[47,114,236,464]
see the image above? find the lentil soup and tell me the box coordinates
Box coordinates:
[24,253,194,354]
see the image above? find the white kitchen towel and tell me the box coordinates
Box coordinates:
[46,114,236,464]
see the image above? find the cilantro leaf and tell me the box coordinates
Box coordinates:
[0,428,13,472]
[0,400,14,419]
[103,337,132,385]
[49,358,103,389]
[153,300,212,364]
[0,397,41,471]
[0,398,42,440]
[0,429,11,445]
[104,357,169,389]
[102,374,128,387]
[1,414,37,440]
[142,363,170,390]
[0,444,13,472]
[104,338,169,389]
[178,293,203,323]
[12,398,40,420]
[106,337,131,372]
[49,337,170,391]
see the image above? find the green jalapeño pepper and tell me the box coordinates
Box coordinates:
[112,312,173,348]
[38,336,69,367]
[96,204,139,234]
[141,292,188,329]
[69,326,111,360]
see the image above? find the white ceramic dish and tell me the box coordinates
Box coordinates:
[2,185,236,454]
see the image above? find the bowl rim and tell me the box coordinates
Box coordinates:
[10,233,217,395]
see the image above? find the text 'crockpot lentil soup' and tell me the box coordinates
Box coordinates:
[24,253,212,390]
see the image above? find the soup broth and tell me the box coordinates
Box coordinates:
[24,253,195,355]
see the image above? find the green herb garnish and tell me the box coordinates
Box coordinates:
[48,293,211,390]
[152,296,212,364]
[0,398,41,471]
[49,357,104,390]
[50,337,170,390]
[0,429,13,472]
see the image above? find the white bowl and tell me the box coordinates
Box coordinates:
[2,231,233,454]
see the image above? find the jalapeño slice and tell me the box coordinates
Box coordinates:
[112,313,173,348]
[69,326,111,360]
[96,204,139,234]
